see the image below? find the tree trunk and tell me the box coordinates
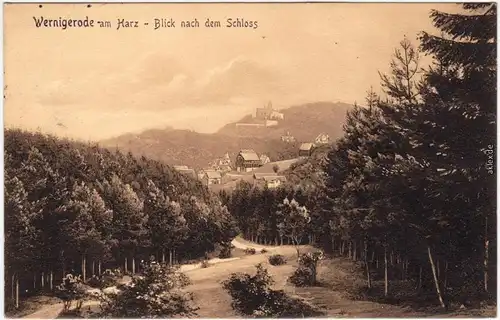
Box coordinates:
[484,216,489,293]
[371,250,375,263]
[92,260,95,276]
[418,266,422,290]
[41,272,45,289]
[427,245,446,308]
[50,271,53,290]
[124,257,128,273]
[365,242,372,289]
[11,273,14,301]
[132,257,136,274]
[162,250,166,263]
[169,250,173,265]
[353,241,357,261]
[98,261,102,276]
[173,249,177,264]
[82,255,86,283]
[437,259,440,280]
[15,276,19,309]
[280,236,283,245]
[444,260,448,289]
[384,247,388,296]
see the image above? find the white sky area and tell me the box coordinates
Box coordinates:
[4,3,458,141]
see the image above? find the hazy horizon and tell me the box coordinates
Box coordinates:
[4,3,458,141]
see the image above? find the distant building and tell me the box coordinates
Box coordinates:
[281,131,296,143]
[260,154,271,165]
[173,165,196,179]
[213,164,232,173]
[235,149,262,172]
[299,143,314,157]
[256,102,284,121]
[254,173,287,189]
[220,153,231,166]
[235,123,266,128]
[270,110,284,120]
[202,170,222,186]
[265,120,279,127]
[315,133,330,145]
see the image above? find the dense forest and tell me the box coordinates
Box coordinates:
[223,3,497,307]
[4,129,237,307]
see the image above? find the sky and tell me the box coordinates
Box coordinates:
[4,3,458,141]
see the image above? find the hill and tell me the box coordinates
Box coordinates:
[101,129,299,170]
[217,101,353,141]
[101,102,352,169]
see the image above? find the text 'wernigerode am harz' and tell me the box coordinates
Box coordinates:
[32,16,259,30]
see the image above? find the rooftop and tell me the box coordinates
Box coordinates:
[300,143,314,151]
[239,149,260,161]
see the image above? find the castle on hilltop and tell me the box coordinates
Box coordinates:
[255,101,284,121]
[235,101,285,128]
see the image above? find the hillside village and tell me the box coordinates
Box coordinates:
[172,129,331,190]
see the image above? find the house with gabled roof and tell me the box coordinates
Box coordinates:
[235,149,262,172]
[202,170,222,186]
[315,133,330,145]
[299,143,314,157]
[259,154,271,165]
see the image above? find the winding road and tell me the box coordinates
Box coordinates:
[21,237,266,319]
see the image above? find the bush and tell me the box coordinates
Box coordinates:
[201,260,210,268]
[260,249,268,254]
[54,274,88,312]
[289,251,324,287]
[219,243,232,259]
[244,248,256,255]
[222,264,323,317]
[98,260,199,318]
[87,274,118,289]
[268,254,286,266]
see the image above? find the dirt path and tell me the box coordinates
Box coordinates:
[21,237,278,319]
[22,238,490,318]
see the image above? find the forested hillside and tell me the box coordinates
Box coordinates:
[4,129,237,305]
[221,3,497,308]
[101,129,299,169]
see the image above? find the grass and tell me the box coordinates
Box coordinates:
[5,295,62,318]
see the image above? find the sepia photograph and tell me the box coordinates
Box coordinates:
[3,1,497,318]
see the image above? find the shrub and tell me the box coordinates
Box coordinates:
[98,260,198,318]
[268,254,286,266]
[289,251,324,287]
[54,274,88,312]
[87,274,118,289]
[222,264,323,317]
[219,243,232,259]
[244,248,256,255]
[260,248,268,254]
[201,260,210,268]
